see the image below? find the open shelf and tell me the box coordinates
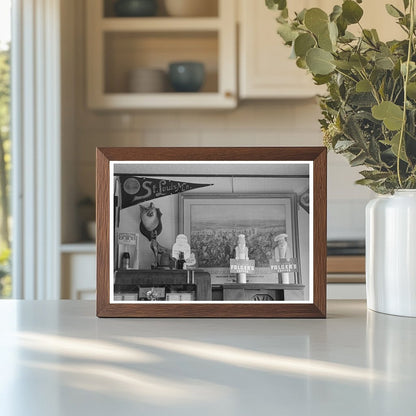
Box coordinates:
[90,92,234,109]
[61,243,96,253]
[102,17,221,31]
[87,0,236,109]
[104,31,218,94]
[103,0,219,18]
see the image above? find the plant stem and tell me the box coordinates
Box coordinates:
[334,68,358,84]
[397,0,415,188]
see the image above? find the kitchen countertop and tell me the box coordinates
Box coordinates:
[0,300,415,416]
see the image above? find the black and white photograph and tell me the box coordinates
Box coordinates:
[110,161,313,303]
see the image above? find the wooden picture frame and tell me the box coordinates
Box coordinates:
[96,147,327,318]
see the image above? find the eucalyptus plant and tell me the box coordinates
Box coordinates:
[266,0,416,193]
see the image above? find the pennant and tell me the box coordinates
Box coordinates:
[117,175,212,209]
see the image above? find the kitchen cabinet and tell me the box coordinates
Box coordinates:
[86,0,237,109]
[238,0,404,99]
[61,245,96,300]
[238,0,325,99]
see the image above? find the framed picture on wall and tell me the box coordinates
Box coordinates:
[96,147,327,318]
[180,194,301,285]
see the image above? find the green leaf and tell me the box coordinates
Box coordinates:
[306,48,335,75]
[401,61,416,76]
[350,54,368,70]
[371,29,380,42]
[330,5,342,22]
[343,114,367,147]
[318,27,334,52]
[407,82,416,99]
[369,136,382,163]
[336,15,348,36]
[334,139,355,151]
[294,33,316,58]
[296,8,307,23]
[372,101,404,131]
[313,74,332,85]
[339,31,356,43]
[304,8,329,35]
[266,0,287,11]
[363,29,376,46]
[360,170,391,181]
[378,78,386,100]
[276,14,287,24]
[348,92,377,107]
[277,23,298,43]
[296,57,308,69]
[342,0,364,24]
[328,21,338,44]
[385,4,404,18]
[356,79,372,92]
[333,60,352,70]
[382,132,408,162]
[350,152,367,167]
[375,55,395,70]
[355,178,377,186]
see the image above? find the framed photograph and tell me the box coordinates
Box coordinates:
[96,147,327,318]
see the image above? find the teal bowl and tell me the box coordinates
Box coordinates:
[114,0,157,17]
[168,62,205,93]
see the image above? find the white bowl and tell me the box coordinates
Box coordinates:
[164,0,217,17]
[128,68,167,93]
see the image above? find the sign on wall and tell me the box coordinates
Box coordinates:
[117,175,212,208]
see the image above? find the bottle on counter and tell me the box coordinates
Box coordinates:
[177,251,185,270]
[120,252,130,269]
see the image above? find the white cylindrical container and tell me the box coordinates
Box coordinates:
[237,273,247,284]
[128,68,167,93]
[366,190,416,317]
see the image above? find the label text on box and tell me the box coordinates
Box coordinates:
[230,259,256,274]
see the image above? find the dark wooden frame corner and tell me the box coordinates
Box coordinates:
[96,147,327,318]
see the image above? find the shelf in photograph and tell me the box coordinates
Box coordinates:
[89,92,235,109]
[101,17,221,32]
[60,243,96,254]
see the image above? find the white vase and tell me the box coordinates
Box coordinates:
[366,190,416,317]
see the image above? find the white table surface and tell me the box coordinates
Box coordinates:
[0,300,415,416]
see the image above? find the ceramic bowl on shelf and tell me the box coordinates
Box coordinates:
[114,0,158,17]
[128,68,167,93]
[168,61,205,92]
[86,221,96,241]
[164,0,218,17]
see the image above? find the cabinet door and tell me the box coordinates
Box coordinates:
[62,253,96,300]
[239,0,404,99]
[239,0,326,99]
